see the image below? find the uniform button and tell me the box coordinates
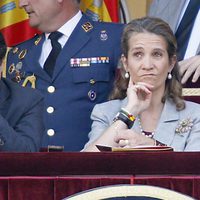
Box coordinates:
[90,79,96,85]
[47,86,55,93]
[47,129,55,136]
[47,106,54,113]
[88,90,96,101]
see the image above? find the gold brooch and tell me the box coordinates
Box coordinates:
[175,118,193,135]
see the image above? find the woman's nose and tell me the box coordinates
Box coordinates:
[141,56,153,70]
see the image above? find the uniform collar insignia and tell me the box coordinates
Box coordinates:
[34,35,42,45]
[12,47,19,54]
[82,22,93,32]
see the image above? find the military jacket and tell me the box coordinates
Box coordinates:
[6,14,124,151]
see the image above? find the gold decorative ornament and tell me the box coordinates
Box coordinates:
[12,47,19,54]
[34,36,42,45]
[8,63,15,74]
[22,74,36,88]
[18,49,27,60]
[82,22,93,32]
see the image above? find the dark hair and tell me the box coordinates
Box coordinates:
[110,17,185,111]
[0,33,7,61]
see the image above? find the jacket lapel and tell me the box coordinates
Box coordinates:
[154,100,179,146]
[24,34,51,82]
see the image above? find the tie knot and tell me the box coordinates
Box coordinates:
[49,31,63,41]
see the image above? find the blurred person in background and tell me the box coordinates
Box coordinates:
[0,32,44,152]
[148,0,200,85]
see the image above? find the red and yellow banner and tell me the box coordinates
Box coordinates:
[0,0,39,46]
[80,0,120,22]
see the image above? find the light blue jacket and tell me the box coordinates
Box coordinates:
[85,98,200,151]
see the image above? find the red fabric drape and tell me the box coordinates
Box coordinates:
[104,0,120,22]
[0,176,133,200]
[0,176,199,199]
[1,20,39,47]
[0,152,199,199]
[135,176,200,200]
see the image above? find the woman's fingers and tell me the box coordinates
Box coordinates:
[135,82,154,90]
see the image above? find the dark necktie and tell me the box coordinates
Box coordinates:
[43,31,63,77]
[175,0,200,60]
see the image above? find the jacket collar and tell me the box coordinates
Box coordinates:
[155,99,179,146]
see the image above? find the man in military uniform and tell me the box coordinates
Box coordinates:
[6,0,124,151]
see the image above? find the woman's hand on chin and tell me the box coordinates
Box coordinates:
[125,78,154,116]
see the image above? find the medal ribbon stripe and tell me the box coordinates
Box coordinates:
[70,57,109,67]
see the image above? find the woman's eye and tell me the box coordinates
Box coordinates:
[153,51,162,57]
[133,52,143,58]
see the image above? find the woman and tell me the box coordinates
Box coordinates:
[0,33,44,152]
[83,17,200,152]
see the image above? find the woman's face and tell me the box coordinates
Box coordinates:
[122,32,176,92]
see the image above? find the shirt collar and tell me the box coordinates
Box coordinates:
[45,10,82,40]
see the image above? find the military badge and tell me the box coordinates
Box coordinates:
[175,118,193,135]
[12,47,19,54]
[14,71,22,83]
[8,63,15,74]
[34,36,42,45]
[16,62,23,70]
[82,22,93,32]
[100,30,108,41]
[13,70,26,83]
[88,90,96,101]
[18,49,27,60]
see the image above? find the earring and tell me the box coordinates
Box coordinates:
[168,72,172,79]
[125,72,129,79]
